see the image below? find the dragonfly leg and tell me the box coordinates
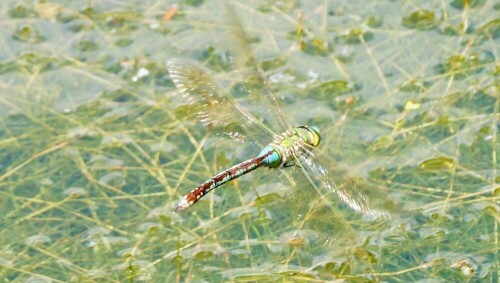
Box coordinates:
[283,160,299,168]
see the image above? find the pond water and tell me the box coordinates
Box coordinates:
[0,0,498,282]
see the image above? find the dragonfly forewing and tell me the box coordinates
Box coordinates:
[167,58,275,146]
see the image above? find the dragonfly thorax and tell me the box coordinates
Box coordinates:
[259,125,321,168]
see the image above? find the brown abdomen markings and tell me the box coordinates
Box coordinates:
[175,149,274,211]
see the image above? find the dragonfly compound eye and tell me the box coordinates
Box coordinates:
[305,126,321,147]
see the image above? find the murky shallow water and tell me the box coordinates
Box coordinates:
[0,0,498,281]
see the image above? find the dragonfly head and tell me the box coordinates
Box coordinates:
[297,125,321,148]
[308,126,321,147]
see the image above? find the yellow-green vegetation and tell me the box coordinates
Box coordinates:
[0,0,498,282]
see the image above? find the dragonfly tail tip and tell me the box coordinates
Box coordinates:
[174,197,191,212]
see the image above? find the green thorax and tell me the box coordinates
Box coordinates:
[259,125,321,168]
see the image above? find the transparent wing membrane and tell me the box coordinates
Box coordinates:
[298,152,399,218]
[167,58,273,145]
[224,3,292,133]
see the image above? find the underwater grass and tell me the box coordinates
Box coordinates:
[0,0,498,282]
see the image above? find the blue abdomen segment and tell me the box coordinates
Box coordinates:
[259,146,281,168]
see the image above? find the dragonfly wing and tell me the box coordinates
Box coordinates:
[224,4,292,134]
[297,151,400,218]
[168,6,296,140]
[167,58,273,145]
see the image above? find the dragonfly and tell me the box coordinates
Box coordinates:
[167,57,397,218]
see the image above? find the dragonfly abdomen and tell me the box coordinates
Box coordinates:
[175,149,276,212]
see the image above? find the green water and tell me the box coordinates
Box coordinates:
[0,0,498,282]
